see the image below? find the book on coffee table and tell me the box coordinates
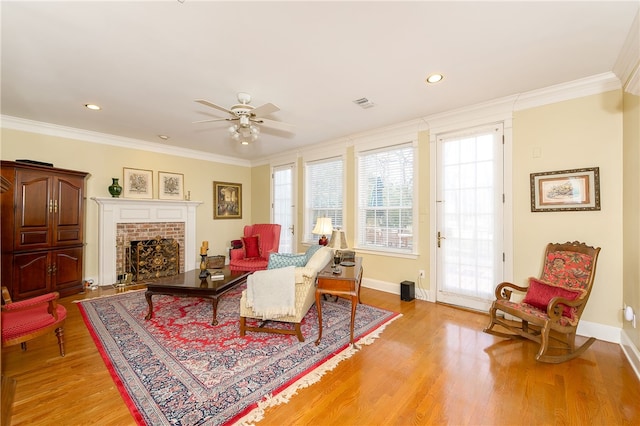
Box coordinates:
[210,270,225,281]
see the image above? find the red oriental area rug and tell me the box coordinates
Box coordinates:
[77,285,399,425]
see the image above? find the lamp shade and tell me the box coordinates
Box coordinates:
[328,229,348,250]
[312,218,333,235]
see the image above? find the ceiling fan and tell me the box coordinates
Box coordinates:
[194,92,294,144]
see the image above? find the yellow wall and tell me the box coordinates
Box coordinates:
[0,128,252,282]
[0,89,631,334]
[250,163,271,224]
[623,89,640,347]
[513,91,623,327]
[256,91,627,330]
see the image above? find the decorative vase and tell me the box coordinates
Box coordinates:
[108,178,122,198]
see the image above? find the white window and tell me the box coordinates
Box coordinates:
[304,156,343,243]
[356,143,413,252]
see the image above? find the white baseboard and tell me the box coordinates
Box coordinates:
[577,320,621,344]
[362,278,435,303]
[620,331,640,382]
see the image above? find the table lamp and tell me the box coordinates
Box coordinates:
[312,217,333,245]
[328,229,348,268]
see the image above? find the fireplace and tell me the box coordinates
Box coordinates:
[92,197,202,285]
[128,236,180,281]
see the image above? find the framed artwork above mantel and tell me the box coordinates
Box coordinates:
[123,167,153,199]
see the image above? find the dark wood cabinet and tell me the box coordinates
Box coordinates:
[1,161,88,300]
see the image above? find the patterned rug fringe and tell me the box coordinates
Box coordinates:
[234,313,402,426]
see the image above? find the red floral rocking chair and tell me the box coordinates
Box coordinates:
[483,241,601,363]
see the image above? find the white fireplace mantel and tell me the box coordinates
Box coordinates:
[92,197,203,285]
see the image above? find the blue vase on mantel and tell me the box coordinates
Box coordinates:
[108,178,122,198]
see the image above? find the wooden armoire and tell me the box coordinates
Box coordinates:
[1,160,89,300]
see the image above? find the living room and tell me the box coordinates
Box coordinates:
[1,1,640,425]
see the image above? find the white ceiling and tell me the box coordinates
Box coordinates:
[2,1,638,162]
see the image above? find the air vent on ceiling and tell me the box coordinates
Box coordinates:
[353,97,375,109]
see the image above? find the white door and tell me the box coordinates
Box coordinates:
[272,164,296,253]
[435,124,504,311]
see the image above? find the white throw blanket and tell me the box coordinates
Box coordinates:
[246,266,296,320]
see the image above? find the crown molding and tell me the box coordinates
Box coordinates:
[0,115,252,167]
[513,72,621,111]
[613,9,640,93]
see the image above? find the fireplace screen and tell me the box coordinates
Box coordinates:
[128,237,180,281]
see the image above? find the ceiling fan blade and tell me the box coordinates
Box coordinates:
[250,102,280,118]
[192,117,235,124]
[254,117,295,133]
[195,99,233,115]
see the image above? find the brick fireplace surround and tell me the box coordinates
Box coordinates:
[92,197,202,285]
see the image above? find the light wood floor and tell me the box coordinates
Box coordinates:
[2,285,639,425]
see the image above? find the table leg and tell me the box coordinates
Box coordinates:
[144,291,153,320]
[211,297,220,326]
[314,290,323,346]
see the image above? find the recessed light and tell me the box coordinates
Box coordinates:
[84,103,101,110]
[158,135,169,141]
[426,74,444,84]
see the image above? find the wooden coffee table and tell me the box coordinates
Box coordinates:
[144,267,250,325]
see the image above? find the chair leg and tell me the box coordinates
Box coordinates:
[294,323,304,342]
[55,327,65,357]
[239,317,246,337]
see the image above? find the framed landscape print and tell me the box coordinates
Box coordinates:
[530,167,600,212]
[158,171,184,200]
[123,167,153,199]
[213,181,242,219]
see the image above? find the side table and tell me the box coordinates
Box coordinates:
[315,257,363,346]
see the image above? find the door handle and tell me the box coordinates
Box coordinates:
[437,231,446,248]
[289,224,294,235]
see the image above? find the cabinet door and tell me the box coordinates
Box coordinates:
[14,170,52,250]
[12,251,52,300]
[53,174,85,246]
[53,247,83,296]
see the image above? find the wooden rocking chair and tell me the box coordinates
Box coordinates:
[483,241,600,363]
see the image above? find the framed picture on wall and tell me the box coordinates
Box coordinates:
[213,181,242,219]
[123,167,153,199]
[530,167,600,212]
[158,171,184,200]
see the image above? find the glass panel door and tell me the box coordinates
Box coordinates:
[273,163,295,253]
[435,124,504,311]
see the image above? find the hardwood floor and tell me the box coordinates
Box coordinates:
[2,285,639,425]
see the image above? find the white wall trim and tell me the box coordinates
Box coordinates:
[1,115,251,167]
[362,278,439,304]
[621,330,640,382]
[577,320,621,344]
[613,10,640,93]
[513,72,622,111]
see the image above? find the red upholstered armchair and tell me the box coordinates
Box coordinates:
[229,224,282,272]
[1,286,67,357]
